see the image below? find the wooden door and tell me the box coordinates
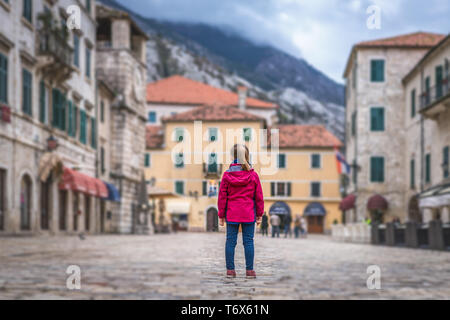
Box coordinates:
[307,216,324,234]
[40,180,51,230]
[20,175,32,231]
[59,190,67,230]
[206,208,218,232]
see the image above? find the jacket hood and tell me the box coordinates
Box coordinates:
[227,164,254,186]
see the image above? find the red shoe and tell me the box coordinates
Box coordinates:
[226,270,236,278]
[246,270,256,278]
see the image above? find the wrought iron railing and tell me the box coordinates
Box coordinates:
[420,79,450,111]
[37,29,73,67]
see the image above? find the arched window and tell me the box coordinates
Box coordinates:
[20,174,32,230]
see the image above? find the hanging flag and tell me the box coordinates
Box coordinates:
[335,147,350,175]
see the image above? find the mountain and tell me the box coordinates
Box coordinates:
[98,0,346,141]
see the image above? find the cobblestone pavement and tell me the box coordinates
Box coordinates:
[0,232,449,299]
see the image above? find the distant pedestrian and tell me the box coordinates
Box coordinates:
[284,215,292,238]
[294,215,301,238]
[270,214,280,238]
[300,217,307,238]
[261,213,269,236]
[218,144,264,279]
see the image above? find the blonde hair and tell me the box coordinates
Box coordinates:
[232,144,251,171]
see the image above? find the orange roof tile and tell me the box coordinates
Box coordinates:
[146,125,164,149]
[146,75,277,109]
[162,105,265,123]
[270,124,342,148]
[355,31,445,48]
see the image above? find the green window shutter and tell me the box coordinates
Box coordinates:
[73,105,78,138]
[175,181,184,195]
[23,0,32,23]
[351,112,356,136]
[67,101,73,136]
[145,154,150,167]
[73,35,80,67]
[80,110,86,144]
[100,101,104,123]
[371,60,384,82]
[39,81,46,123]
[202,181,207,196]
[52,89,58,127]
[91,118,96,149]
[270,182,275,196]
[175,128,184,142]
[371,157,384,183]
[371,107,384,131]
[443,147,449,179]
[22,69,32,116]
[311,154,320,168]
[436,66,443,98]
[175,153,184,168]
[243,128,251,141]
[425,154,431,183]
[410,159,415,189]
[85,48,91,78]
[287,182,291,196]
[411,89,416,118]
[60,94,67,131]
[0,53,7,104]
[278,154,286,168]
[209,128,218,141]
[101,147,105,174]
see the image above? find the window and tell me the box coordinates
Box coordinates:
[90,117,96,149]
[209,128,218,142]
[425,153,431,184]
[370,107,385,131]
[67,101,74,135]
[80,110,86,144]
[208,153,217,172]
[310,182,321,197]
[0,53,7,104]
[425,77,431,105]
[370,156,385,183]
[20,175,32,230]
[39,81,46,123]
[311,154,321,169]
[145,153,151,168]
[22,69,32,116]
[22,0,32,23]
[410,159,415,189]
[85,0,91,14]
[100,101,104,123]
[270,182,291,197]
[72,105,78,138]
[148,111,156,123]
[174,128,184,142]
[101,147,105,174]
[202,181,207,196]
[351,111,356,136]
[175,153,184,168]
[411,89,416,118]
[73,34,80,68]
[0,169,6,231]
[51,89,68,130]
[370,59,384,82]
[277,154,286,169]
[243,128,252,142]
[85,47,91,78]
[443,147,449,179]
[436,65,443,98]
[175,181,184,195]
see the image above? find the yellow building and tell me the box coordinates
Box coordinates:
[145,77,343,233]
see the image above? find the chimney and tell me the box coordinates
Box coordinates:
[237,86,247,110]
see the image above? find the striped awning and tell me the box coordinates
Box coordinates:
[59,167,106,198]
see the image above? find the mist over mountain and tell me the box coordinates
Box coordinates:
[98,0,346,141]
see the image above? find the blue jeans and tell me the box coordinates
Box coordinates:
[272,226,280,238]
[225,223,255,271]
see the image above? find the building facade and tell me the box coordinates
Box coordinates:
[145,80,343,233]
[342,32,445,224]
[403,34,450,223]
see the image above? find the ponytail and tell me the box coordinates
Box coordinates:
[232,144,251,171]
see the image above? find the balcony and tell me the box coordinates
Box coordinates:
[420,80,450,119]
[203,162,222,179]
[36,27,75,83]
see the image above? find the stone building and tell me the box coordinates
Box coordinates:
[403,34,450,223]
[0,0,104,235]
[95,3,152,234]
[342,32,446,224]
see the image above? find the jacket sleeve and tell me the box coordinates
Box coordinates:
[217,173,228,219]
[254,172,264,217]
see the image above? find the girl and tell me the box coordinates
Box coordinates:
[218,144,264,278]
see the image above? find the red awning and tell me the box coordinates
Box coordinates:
[367,194,388,210]
[59,167,104,197]
[339,194,356,211]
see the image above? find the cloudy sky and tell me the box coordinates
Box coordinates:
[116,0,450,83]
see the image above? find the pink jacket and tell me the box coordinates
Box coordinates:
[217,164,264,223]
